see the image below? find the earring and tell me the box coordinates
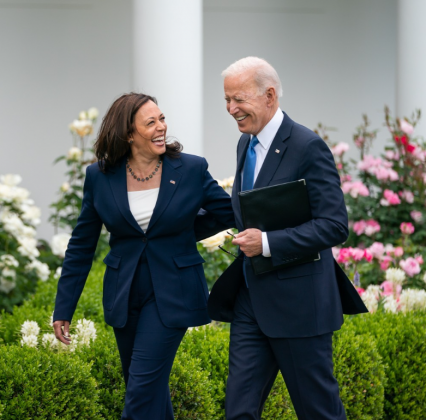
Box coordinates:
[129,139,134,144]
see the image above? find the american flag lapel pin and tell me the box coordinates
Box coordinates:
[170,180,176,184]
[275,149,280,153]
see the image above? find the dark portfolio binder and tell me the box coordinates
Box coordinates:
[238,179,320,275]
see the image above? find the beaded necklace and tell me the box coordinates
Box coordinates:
[126,157,162,182]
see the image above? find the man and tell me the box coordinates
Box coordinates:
[217,57,355,420]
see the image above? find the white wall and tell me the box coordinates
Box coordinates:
[0,0,133,240]
[203,0,398,179]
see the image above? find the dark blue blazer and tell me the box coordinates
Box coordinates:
[53,153,235,329]
[232,113,349,338]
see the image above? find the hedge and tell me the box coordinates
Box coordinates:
[0,259,424,419]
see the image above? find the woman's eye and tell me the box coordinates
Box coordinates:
[160,117,166,121]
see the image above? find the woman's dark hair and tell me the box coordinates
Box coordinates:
[94,92,183,172]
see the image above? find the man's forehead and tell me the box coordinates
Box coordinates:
[224,74,257,96]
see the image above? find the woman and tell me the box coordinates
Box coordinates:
[53,93,234,419]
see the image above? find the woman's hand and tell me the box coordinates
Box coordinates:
[53,320,72,345]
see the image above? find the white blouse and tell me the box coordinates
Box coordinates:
[128,188,160,232]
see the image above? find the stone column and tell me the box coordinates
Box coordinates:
[397,0,426,136]
[133,0,203,155]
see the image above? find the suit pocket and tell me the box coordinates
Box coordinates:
[276,258,323,279]
[102,252,121,311]
[173,253,208,310]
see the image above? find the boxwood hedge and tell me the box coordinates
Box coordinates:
[0,259,424,419]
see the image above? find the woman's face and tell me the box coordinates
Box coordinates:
[131,100,167,158]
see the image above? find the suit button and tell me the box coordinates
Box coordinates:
[142,237,148,243]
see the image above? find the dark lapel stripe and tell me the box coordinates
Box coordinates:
[107,157,144,235]
[147,155,182,232]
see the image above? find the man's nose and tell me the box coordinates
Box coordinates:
[228,102,238,115]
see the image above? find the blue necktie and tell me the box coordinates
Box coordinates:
[241,136,259,287]
[242,136,259,191]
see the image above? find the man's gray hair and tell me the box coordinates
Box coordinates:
[221,56,283,98]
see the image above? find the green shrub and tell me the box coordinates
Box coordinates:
[0,345,101,419]
[171,350,218,419]
[334,326,386,419]
[262,374,296,420]
[348,311,426,420]
[75,328,125,420]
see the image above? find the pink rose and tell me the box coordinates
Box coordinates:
[394,247,404,257]
[400,119,414,135]
[364,220,380,236]
[399,257,421,277]
[399,190,414,204]
[337,248,351,264]
[341,181,369,198]
[400,222,415,235]
[380,280,402,298]
[410,210,423,223]
[350,248,366,262]
[364,249,373,262]
[368,242,385,259]
[380,256,393,271]
[415,255,424,265]
[331,142,350,157]
[353,220,367,236]
[356,287,365,295]
[383,189,401,205]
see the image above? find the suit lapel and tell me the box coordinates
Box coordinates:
[147,155,182,232]
[107,157,144,235]
[253,112,293,188]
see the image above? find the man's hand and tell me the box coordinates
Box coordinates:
[53,320,71,345]
[232,228,262,257]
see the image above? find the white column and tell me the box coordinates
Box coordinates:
[397,0,426,136]
[133,0,203,155]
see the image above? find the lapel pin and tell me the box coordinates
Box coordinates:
[170,180,176,184]
[275,149,280,153]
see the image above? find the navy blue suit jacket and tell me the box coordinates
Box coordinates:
[53,153,235,329]
[232,113,348,338]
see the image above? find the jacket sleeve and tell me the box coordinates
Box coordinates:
[194,158,236,241]
[53,167,103,322]
[267,137,348,267]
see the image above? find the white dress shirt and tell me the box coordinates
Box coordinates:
[241,107,284,257]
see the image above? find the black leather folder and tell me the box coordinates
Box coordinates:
[238,179,320,275]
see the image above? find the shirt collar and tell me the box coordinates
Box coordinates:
[251,108,284,150]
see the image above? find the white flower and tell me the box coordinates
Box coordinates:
[75,319,97,346]
[0,254,19,268]
[42,333,58,349]
[200,231,227,252]
[0,211,25,235]
[69,120,93,137]
[17,237,40,258]
[0,277,16,293]
[383,295,398,313]
[60,182,70,193]
[399,289,426,312]
[67,146,83,161]
[25,260,50,281]
[361,287,379,313]
[51,233,71,258]
[21,334,38,348]
[87,107,99,120]
[1,267,16,280]
[54,266,62,279]
[20,204,41,226]
[21,320,40,337]
[0,184,13,203]
[0,174,22,187]
[385,268,406,285]
[79,111,88,120]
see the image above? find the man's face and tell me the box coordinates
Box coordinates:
[224,71,271,135]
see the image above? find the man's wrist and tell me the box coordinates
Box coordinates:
[261,232,271,257]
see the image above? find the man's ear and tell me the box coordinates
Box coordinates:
[265,87,277,107]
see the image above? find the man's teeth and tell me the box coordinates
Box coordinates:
[236,115,248,121]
